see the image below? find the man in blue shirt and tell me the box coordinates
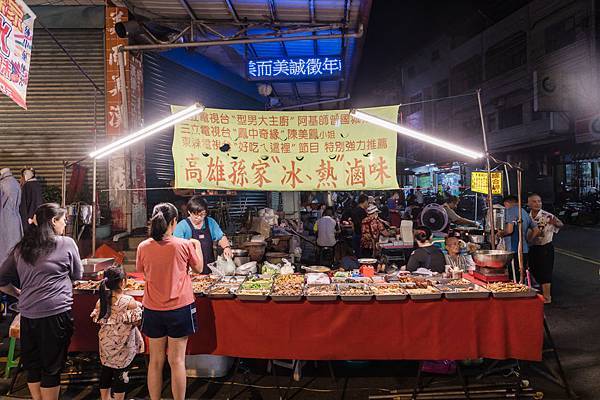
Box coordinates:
[499,195,539,282]
[173,196,232,273]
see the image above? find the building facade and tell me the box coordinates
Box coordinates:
[398,0,600,200]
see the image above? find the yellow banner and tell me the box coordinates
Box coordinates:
[471,171,503,195]
[172,105,400,191]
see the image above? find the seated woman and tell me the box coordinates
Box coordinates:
[444,236,476,272]
[406,226,446,273]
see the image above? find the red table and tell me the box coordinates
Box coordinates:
[71,294,544,361]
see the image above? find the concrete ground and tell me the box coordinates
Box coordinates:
[0,225,598,399]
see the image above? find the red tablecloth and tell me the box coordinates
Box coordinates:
[71,294,544,361]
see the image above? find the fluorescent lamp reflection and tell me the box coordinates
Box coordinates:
[350,109,484,160]
[90,103,205,159]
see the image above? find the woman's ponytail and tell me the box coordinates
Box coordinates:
[149,203,178,241]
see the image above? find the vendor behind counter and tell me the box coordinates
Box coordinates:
[174,196,232,273]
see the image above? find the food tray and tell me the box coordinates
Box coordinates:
[304,285,338,302]
[439,286,490,300]
[406,288,442,300]
[338,284,373,302]
[375,293,407,301]
[271,294,303,302]
[207,284,238,299]
[491,289,538,298]
[236,292,270,301]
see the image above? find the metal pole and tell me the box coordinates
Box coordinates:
[120,25,363,52]
[92,90,98,255]
[504,164,511,194]
[61,161,67,208]
[92,159,97,255]
[517,167,525,283]
[476,89,496,249]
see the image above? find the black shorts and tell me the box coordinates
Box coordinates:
[100,364,131,394]
[529,243,555,284]
[21,311,74,388]
[141,303,198,339]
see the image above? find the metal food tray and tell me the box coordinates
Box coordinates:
[338,284,373,302]
[429,278,472,287]
[375,293,407,301]
[207,285,238,299]
[304,285,339,302]
[271,293,303,302]
[491,289,538,298]
[406,289,442,300]
[437,285,490,299]
[236,291,270,301]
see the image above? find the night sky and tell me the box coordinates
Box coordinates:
[353,0,533,103]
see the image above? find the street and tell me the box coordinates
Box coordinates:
[539,225,600,400]
[0,226,595,400]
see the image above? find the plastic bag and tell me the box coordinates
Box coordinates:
[236,261,257,276]
[208,256,236,276]
[280,259,294,275]
[261,261,281,276]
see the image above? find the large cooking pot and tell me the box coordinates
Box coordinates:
[472,250,514,269]
[265,252,289,265]
[231,249,250,267]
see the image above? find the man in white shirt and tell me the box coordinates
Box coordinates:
[528,193,563,304]
[314,207,339,265]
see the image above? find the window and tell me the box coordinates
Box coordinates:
[485,32,526,79]
[499,104,523,129]
[431,49,440,62]
[545,16,577,53]
[462,118,480,136]
[406,65,416,78]
[450,55,482,95]
[409,93,423,114]
[434,79,449,98]
[486,113,497,131]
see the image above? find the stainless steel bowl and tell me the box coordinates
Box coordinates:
[472,250,514,269]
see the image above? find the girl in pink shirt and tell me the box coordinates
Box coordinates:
[136,203,203,400]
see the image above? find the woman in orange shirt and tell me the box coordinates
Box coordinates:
[136,203,203,400]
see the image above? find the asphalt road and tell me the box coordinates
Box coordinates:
[1,225,598,399]
[538,224,600,400]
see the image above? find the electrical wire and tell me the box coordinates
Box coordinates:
[398,91,478,108]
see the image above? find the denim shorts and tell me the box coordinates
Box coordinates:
[141,303,198,338]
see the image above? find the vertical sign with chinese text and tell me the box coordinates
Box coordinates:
[0,0,35,109]
[172,106,400,191]
[105,6,128,136]
[470,171,503,195]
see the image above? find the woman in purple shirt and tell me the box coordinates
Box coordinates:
[0,203,82,400]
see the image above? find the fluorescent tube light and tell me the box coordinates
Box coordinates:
[90,103,205,159]
[351,109,484,160]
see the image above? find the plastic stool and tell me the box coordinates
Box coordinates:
[4,337,18,378]
[4,314,20,378]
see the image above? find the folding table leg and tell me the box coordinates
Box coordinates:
[269,359,284,400]
[226,357,241,400]
[327,361,339,399]
[282,360,299,400]
[542,318,576,399]
[455,363,470,400]
[411,361,423,400]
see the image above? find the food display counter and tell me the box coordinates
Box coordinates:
[70,274,544,361]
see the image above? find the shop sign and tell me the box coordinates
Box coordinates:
[0,0,35,109]
[471,171,503,195]
[246,57,342,81]
[105,6,129,136]
[172,105,400,191]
